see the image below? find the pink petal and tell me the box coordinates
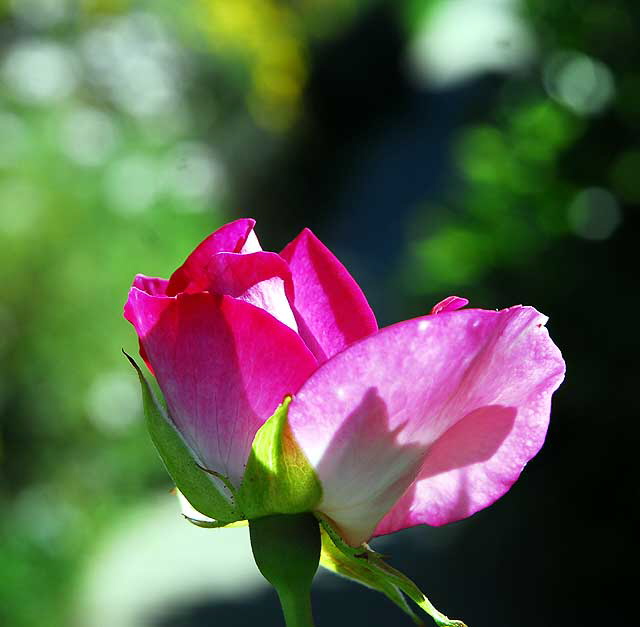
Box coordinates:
[287,306,565,545]
[130,275,171,373]
[280,229,378,362]
[132,274,169,296]
[124,288,317,487]
[430,295,469,315]
[166,218,257,296]
[205,252,297,331]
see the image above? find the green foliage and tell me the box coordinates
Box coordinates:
[398,0,443,34]
[405,97,582,292]
[402,0,637,296]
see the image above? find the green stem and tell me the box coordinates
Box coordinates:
[249,513,320,627]
[276,587,315,627]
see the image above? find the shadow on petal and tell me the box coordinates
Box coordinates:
[374,405,517,536]
[420,405,517,479]
[314,387,426,545]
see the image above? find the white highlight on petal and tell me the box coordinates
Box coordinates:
[240,277,298,332]
[418,320,430,332]
[240,228,262,254]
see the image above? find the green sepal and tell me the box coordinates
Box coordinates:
[183,517,248,529]
[318,518,467,627]
[317,513,384,559]
[183,516,238,529]
[124,350,241,523]
[238,396,322,519]
[319,525,422,625]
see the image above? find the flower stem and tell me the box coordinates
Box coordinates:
[249,513,320,627]
[276,586,315,627]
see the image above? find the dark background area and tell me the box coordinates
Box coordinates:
[0,0,636,625]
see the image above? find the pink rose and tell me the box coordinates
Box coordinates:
[124,218,565,547]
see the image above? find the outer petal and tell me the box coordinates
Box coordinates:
[166,218,257,296]
[131,275,171,372]
[280,228,378,362]
[287,306,565,545]
[124,288,317,487]
[206,251,297,331]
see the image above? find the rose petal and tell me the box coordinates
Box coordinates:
[287,306,565,545]
[132,274,169,296]
[430,295,469,315]
[373,312,565,535]
[132,276,171,370]
[205,252,297,331]
[166,218,257,296]
[280,228,378,362]
[124,288,317,486]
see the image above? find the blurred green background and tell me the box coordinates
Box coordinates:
[0,0,637,625]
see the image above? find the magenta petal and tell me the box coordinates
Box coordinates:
[373,405,528,535]
[132,274,169,296]
[280,229,378,362]
[130,275,170,373]
[166,218,257,296]
[124,288,317,486]
[206,252,297,330]
[430,295,469,314]
[287,306,565,545]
